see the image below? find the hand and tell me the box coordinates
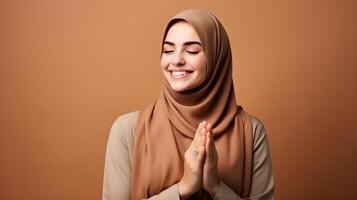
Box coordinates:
[178,121,207,199]
[202,123,220,197]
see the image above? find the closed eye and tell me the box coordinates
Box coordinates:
[163,50,174,54]
[187,51,199,54]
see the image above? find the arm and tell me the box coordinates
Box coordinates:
[213,117,275,200]
[102,112,181,200]
[102,115,132,200]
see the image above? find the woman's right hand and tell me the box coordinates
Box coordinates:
[178,121,207,199]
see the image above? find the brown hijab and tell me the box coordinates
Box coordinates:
[132,9,253,199]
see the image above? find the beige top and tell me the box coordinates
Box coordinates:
[102,111,274,200]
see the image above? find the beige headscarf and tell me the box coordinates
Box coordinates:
[132,9,253,199]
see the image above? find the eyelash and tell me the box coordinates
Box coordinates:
[187,51,199,54]
[163,50,199,54]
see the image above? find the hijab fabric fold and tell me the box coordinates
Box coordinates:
[132,9,253,199]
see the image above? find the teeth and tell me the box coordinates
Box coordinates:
[172,71,187,76]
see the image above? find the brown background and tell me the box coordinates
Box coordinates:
[1,0,356,199]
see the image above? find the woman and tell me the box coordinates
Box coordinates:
[103,9,274,200]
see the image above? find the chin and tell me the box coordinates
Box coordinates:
[168,83,192,92]
[170,86,187,92]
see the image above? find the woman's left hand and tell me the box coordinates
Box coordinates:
[202,123,221,197]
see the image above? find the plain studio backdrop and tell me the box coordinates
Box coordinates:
[0,0,356,199]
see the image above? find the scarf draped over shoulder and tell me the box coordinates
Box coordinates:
[131,9,253,200]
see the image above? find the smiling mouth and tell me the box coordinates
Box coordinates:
[170,70,193,80]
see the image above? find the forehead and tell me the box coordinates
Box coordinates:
[164,21,201,43]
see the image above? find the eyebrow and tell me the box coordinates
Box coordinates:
[164,41,202,46]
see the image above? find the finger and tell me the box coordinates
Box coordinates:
[197,126,206,148]
[205,131,212,158]
[210,131,217,160]
[193,122,204,146]
[206,132,216,159]
[192,134,205,162]
[194,121,205,141]
[197,143,206,165]
[200,121,207,139]
[206,123,212,133]
[201,126,206,135]
[192,130,206,158]
[204,123,212,154]
[195,133,205,152]
[201,135,206,146]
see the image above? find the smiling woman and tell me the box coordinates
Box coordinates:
[102,9,274,200]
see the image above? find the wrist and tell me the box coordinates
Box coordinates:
[178,180,190,200]
[208,180,221,198]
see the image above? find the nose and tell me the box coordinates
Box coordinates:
[172,52,186,66]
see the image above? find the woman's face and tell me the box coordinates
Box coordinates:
[160,21,207,92]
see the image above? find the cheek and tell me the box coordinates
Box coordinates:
[192,56,207,79]
[160,55,170,70]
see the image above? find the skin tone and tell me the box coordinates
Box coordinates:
[160,21,220,198]
[179,121,220,199]
[161,21,207,92]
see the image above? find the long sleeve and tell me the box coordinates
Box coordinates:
[102,112,274,200]
[102,112,136,200]
[102,111,180,200]
[213,116,275,200]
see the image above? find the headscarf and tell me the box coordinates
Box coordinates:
[131,9,253,199]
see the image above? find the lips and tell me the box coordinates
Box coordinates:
[170,70,193,80]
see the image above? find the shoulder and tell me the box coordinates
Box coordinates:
[249,114,268,151]
[250,114,265,135]
[111,110,139,131]
[108,111,139,145]
[238,109,268,149]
